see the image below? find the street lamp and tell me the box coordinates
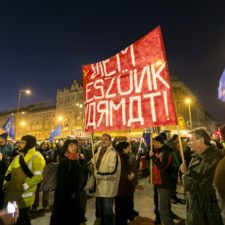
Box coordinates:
[16,89,31,139]
[185,98,192,129]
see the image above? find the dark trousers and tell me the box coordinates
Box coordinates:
[154,186,161,220]
[96,197,114,225]
[115,196,132,225]
[80,190,87,218]
[16,207,31,225]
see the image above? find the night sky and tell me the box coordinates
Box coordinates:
[0,0,225,122]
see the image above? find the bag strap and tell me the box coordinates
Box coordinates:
[19,155,34,178]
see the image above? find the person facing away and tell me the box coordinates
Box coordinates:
[92,134,121,225]
[180,127,223,225]
[50,139,83,225]
[3,135,46,225]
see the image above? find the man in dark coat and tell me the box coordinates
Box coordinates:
[180,127,223,225]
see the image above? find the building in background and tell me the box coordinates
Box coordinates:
[0,79,216,140]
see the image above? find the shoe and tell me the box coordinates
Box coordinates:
[154,219,161,225]
[171,196,186,204]
[94,218,101,225]
[31,207,45,213]
[80,216,88,222]
[44,205,51,211]
[128,215,135,221]
[178,199,186,204]
[132,210,139,217]
[172,212,184,220]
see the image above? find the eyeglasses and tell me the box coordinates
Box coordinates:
[20,140,27,144]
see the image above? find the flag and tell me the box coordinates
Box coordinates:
[49,125,61,141]
[218,68,225,102]
[142,131,150,146]
[2,115,15,139]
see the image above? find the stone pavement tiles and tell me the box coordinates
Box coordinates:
[32,178,186,225]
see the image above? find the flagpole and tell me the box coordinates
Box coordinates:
[90,132,95,157]
[149,128,153,184]
[176,125,185,164]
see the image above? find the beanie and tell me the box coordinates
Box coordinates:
[21,135,37,153]
[0,132,8,140]
[159,132,167,141]
[153,135,165,144]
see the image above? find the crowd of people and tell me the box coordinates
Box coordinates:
[0,125,224,225]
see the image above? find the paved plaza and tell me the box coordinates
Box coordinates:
[32,178,186,225]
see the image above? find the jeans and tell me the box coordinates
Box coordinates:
[157,188,174,225]
[96,197,114,225]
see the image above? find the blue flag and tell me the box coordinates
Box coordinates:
[218,68,225,102]
[49,125,62,141]
[142,131,150,146]
[2,115,15,139]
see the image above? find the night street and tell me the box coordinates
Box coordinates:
[32,178,186,225]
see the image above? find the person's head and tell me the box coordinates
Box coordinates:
[220,124,225,141]
[58,138,64,147]
[116,141,130,155]
[63,139,78,154]
[77,138,83,147]
[40,141,50,150]
[188,127,211,154]
[0,132,8,146]
[159,132,167,142]
[19,135,37,154]
[153,135,165,149]
[101,134,112,148]
[171,134,178,142]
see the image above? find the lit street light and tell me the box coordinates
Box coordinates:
[16,89,31,139]
[185,98,192,129]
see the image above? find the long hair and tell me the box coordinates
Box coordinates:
[116,141,130,153]
[62,139,78,153]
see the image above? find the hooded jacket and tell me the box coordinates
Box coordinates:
[4,147,46,208]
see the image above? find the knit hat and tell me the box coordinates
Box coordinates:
[0,132,8,140]
[159,132,167,141]
[21,135,37,151]
[153,135,165,144]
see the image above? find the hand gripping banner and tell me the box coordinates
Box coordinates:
[82,26,177,132]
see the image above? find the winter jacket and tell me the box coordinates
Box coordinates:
[183,147,223,225]
[93,145,121,197]
[50,158,82,225]
[150,145,173,189]
[3,148,46,208]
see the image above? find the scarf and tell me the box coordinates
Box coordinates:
[65,152,79,160]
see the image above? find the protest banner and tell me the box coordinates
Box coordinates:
[82,26,177,132]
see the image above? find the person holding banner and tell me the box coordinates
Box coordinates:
[180,127,223,225]
[92,134,121,225]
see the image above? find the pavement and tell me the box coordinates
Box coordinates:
[31,177,186,225]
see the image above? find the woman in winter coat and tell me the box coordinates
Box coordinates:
[50,139,83,225]
[115,141,135,225]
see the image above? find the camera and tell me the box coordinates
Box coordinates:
[7,201,17,216]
